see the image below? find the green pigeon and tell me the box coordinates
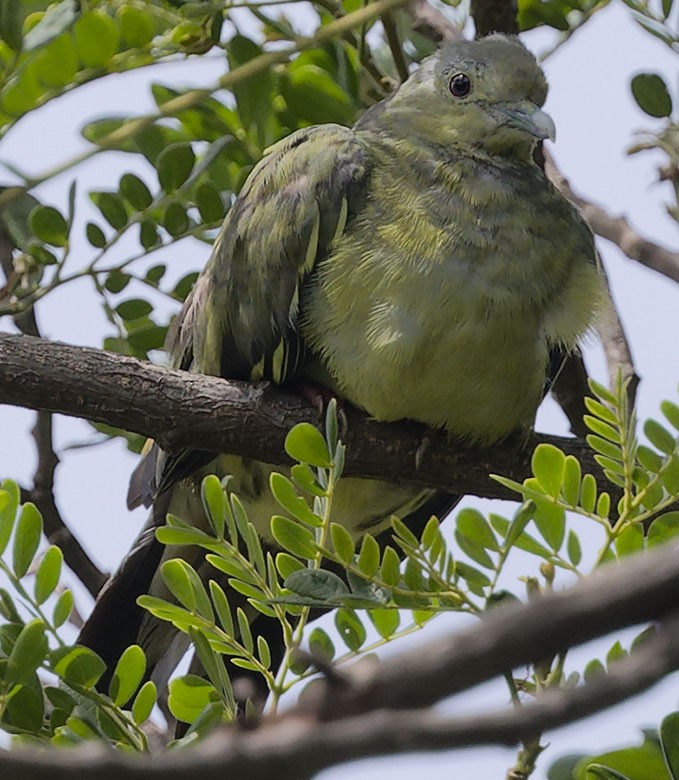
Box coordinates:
[79,34,601,693]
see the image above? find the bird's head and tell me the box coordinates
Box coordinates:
[389,35,555,160]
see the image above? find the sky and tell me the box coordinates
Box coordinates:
[0,1,678,777]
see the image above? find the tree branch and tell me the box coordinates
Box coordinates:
[1,546,678,780]
[470,0,518,37]
[0,235,106,597]
[546,154,679,286]
[0,332,605,499]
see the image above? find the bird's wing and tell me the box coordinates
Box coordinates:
[128,124,368,507]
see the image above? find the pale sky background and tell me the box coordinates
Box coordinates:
[1,1,678,777]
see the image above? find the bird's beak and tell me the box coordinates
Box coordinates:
[500,103,557,142]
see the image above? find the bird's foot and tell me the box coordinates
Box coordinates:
[415,426,442,471]
[293,380,348,436]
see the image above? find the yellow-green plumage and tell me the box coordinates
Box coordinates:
[79,34,601,688]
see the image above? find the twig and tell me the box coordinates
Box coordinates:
[406,0,462,42]
[0,235,106,597]
[470,0,518,37]
[544,153,641,401]
[545,153,679,285]
[382,12,410,81]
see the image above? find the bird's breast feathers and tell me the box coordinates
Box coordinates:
[302,144,600,442]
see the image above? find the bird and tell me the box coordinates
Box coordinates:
[79,33,601,699]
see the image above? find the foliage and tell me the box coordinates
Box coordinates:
[2,381,679,754]
[549,711,679,780]
[0,479,156,746]
[0,0,677,776]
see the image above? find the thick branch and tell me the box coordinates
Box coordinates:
[471,0,518,37]
[1,547,678,780]
[304,543,679,718]
[0,332,604,499]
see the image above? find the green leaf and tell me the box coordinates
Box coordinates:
[236,607,253,653]
[455,530,495,569]
[34,545,63,605]
[53,589,73,627]
[580,473,597,514]
[0,480,19,555]
[275,552,304,580]
[166,559,213,619]
[13,502,42,578]
[637,445,664,473]
[505,502,534,547]
[661,458,679,494]
[615,523,644,556]
[645,419,676,455]
[567,530,582,566]
[357,534,380,576]
[331,522,355,565]
[196,182,225,223]
[157,143,196,193]
[201,475,225,538]
[648,512,679,547]
[116,298,153,320]
[86,222,107,248]
[52,645,106,688]
[73,11,119,69]
[596,491,611,518]
[533,501,566,551]
[282,64,355,126]
[368,607,400,639]
[163,201,189,236]
[562,456,582,505]
[209,580,234,636]
[284,423,331,468]
[24,0,78,51]
[171,271,198,302]
[662,401,679,432]
[145,264,166,285]
[119,173,153,210]
[0,0,22,51]
[168,675,218,724]
[35,32,77,87]
[532,443,566,498]
[270,473,321,527]
[285,569,348,601]
[335,607,366,651]
[109,645,146,706]
[661,712,679,780]
[587,435,623,462]
[379,546,401,587]
[117,4,155,48]
[631,73,673,118]
[271,515,316,558]
[0,588,20,621]
[7,619,47,685]
[91,192,128,230]
[227,36,275,147]
[308,627,335,662]
[132,681,157,725]
[29,205,69,247]
[605,640,627,667]
[139,219,160,249]
[290,463,328,497]
[583,658,605,683]
[456,507,499,551]
[585,766,632,780]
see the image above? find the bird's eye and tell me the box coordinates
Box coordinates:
[449,73,471,98]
